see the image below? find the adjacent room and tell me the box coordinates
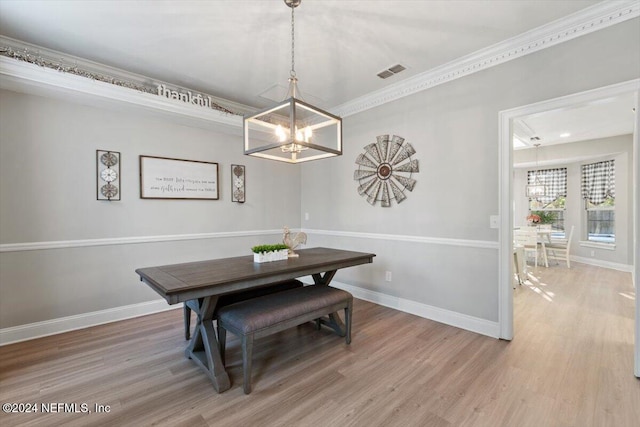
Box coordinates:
[1,1,638,426]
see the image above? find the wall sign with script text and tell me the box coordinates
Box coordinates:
[139,155,219,200]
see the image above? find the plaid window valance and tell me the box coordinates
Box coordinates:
[527,167,567,204]
[581,160,615,204]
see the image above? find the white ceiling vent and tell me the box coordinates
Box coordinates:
[377,64,406,79]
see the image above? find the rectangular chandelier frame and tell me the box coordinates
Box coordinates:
[243,97,342,164]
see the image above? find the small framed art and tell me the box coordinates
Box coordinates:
[97,150,121,201]
[231,164,245,203]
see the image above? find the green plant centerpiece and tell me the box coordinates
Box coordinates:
[251,243,289,263]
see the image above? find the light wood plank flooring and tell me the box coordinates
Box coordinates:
[0,262,637,426]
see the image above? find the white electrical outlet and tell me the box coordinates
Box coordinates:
[304,212,309,220]
[385,271,392,282]
[489,215,499,229]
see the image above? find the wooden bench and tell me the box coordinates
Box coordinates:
[183,279,303,340]
[216,285,353,394]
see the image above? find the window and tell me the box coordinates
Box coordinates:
[581,160,615,244]
[528,168,567,238]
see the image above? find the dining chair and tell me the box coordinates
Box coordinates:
[545,225,574,268]
[514,228,547,268]
[513,246,526,287]
[523,226,549,267]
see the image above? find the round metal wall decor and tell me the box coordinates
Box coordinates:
[353,135,419,207]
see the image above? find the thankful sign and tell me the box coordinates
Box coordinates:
[157,84,217,109]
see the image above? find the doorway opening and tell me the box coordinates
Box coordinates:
[498,79,639,377]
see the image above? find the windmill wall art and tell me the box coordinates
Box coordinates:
[353,134,419,207]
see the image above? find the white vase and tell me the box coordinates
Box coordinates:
[253,249,289,263]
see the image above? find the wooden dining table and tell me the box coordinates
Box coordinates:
[135,247,375,393]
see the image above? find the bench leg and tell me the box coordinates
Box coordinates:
[345,301,352,345]
[217,325,227,366]
[184,303,191,340]
[242,334,254,394]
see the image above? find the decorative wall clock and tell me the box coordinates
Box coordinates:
[97,150,121,201]
[353,134,419,207]
[231,164,246,203]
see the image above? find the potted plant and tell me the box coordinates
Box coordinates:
[529,210,557,224]
[251,244,289,263]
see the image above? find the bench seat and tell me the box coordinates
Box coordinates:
[183,279,303,340]
[217,285,353,394]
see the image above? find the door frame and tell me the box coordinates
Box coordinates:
[497,79,640,377]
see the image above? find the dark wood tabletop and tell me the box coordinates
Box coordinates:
[136,247,376,304]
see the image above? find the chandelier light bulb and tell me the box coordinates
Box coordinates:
[275,125,287,142]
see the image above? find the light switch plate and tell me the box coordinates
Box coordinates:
[490,215,499,229]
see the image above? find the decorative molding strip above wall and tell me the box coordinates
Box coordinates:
[0,57,244,134]
[304,229,499,250]
[0,35,254,116]
[0,229,284,253]
[331,1,640,117]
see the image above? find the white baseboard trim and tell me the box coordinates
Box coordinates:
[329,280,500,339]
[570,256,633,272]
[0,299,178,346]
[2,280,501,346]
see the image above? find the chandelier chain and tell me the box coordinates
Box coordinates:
[290,5,296,77]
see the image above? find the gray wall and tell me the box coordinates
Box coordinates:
[300,18,640,323]
[514,135,633,266]
[0,90,301,328]
[1,18,638,333]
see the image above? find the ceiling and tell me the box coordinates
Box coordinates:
[0,0,603,112]
[513,92,636,150]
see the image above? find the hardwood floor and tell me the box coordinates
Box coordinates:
[0,262,637,426]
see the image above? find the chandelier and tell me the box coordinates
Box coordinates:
[243,0,342,163]
[526,143,547,198]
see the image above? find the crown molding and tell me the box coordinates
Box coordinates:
[332,1,640,117]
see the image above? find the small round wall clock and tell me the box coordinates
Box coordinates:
[97,150,121,201]
[353,134,419,207]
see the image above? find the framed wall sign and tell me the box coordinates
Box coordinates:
[139,155,219,200]
[97,150,121,201]
[231,164,245,203]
